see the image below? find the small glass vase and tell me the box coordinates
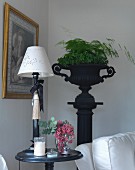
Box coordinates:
[55,139,70,154]
[61,143,70,154]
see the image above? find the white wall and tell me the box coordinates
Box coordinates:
[0,0,48,169]
[48,0,135,170]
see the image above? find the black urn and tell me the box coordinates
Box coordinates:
[52,63,115,86]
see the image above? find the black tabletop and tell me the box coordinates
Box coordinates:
[15,148,83,163]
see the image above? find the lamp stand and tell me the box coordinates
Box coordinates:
[33,119,39,138]
[30,72,40,149]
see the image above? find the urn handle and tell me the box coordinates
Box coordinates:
[101,66,116,79]
[52,63,69,81]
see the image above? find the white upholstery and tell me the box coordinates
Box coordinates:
[0,155,8,170]
[75,131,135,170]
[75,143,95,170]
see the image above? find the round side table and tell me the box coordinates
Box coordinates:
[15,149,83,170]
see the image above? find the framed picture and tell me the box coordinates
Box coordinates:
[2,2,39,99]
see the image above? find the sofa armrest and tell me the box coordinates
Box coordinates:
[0,155,8,170]
[75,143,94,170]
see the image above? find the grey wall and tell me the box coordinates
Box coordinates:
[0,0,48,169]
[48,0,135,170]
[1,0,135,170]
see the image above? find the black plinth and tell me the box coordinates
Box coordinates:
[15,149,83,170]
[52,63,115,145]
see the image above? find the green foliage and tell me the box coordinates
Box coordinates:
[57,38,134,67]
[39,117,57,135]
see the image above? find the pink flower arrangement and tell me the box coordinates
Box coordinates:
[39,117,75,153]
[54,120,75,153]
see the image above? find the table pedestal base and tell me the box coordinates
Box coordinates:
[45,162,54,170]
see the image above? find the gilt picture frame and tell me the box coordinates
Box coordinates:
[2,3,39,99]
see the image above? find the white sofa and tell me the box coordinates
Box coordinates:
[75,131,135,170]
[0,155,8,170]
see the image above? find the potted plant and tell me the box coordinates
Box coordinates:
[56,38,133,67]
[52,38,134,86]
[52,38,134,145]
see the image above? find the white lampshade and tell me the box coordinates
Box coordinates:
[18,46,54,78]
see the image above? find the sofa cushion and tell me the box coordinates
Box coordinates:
[75,143,95,170]
[92,131,135,170]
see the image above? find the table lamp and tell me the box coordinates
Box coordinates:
[18,46,53,148]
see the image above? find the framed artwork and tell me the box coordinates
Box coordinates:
[2,2,39,99]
